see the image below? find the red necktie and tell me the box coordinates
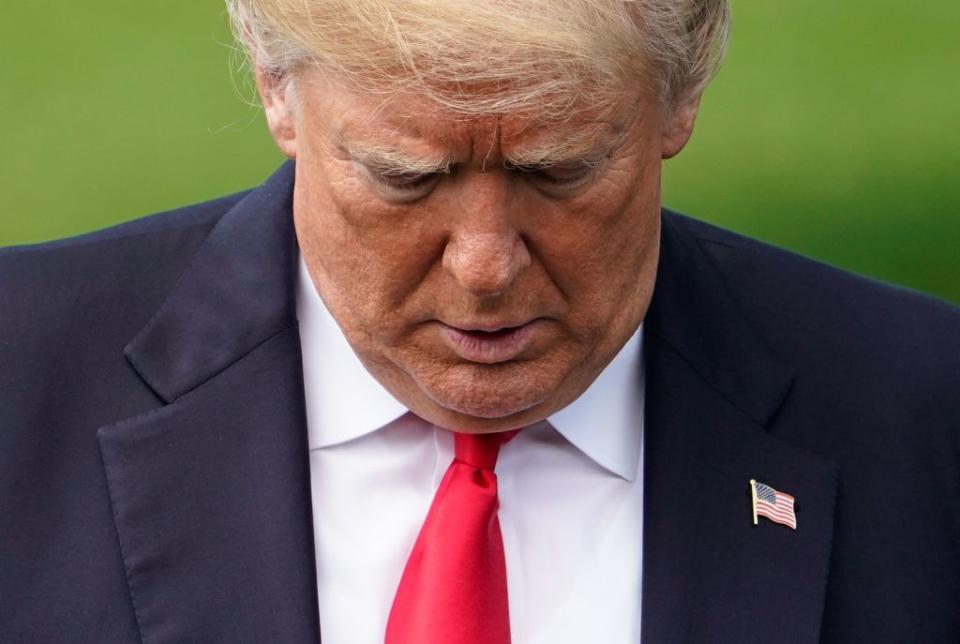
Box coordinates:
[385,428,520,644]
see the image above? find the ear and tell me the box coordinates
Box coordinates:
[661,92,703,159]
[255,66,298,159]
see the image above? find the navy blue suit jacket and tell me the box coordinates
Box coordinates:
[2,163,958,643]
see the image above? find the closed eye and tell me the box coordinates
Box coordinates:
[373,169,442,190]
[359,163,447,203]
[504,161,595,188]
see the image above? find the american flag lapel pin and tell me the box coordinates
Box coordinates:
[750,479,797,530]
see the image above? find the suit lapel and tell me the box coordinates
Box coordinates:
[97,163,321,644]
[641,213,839,644]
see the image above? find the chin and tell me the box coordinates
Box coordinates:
[419,362,558,422]
[439,396,537,421]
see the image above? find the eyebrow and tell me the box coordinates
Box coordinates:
[504,127,629,169]
[338,137,452,176]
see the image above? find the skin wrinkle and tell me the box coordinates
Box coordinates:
[259,67,698,433]
[479,116,502,173]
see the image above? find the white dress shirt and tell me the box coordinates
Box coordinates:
[296,252,645,644]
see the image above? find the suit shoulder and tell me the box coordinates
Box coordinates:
[0,190,248,257]
[664,209,960,398]
[0,192,248,368]
[0,190,248,302]
[666,208,960,327]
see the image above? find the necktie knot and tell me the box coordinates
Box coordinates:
[454,429,520,471]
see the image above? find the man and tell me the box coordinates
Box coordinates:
[1,1,958,643]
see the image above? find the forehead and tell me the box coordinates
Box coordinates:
[316,80,643,163]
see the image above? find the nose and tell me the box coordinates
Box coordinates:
[442,183,531,299]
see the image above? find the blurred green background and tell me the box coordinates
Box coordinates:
[1,1,957,303]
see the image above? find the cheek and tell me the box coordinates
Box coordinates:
[527,162,661,331]
[294,159,445,337]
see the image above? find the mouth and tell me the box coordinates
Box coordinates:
[439,319,541,364]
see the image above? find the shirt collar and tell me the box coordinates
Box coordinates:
[296,251,644,481]
[546,325,644,481]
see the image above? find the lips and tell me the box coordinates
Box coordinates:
[439,320,540,364]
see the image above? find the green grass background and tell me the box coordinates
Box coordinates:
[1,1,957,303]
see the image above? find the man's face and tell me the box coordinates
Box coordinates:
[264,71,695,433]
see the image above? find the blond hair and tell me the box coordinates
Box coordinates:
[226,0,730,120]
